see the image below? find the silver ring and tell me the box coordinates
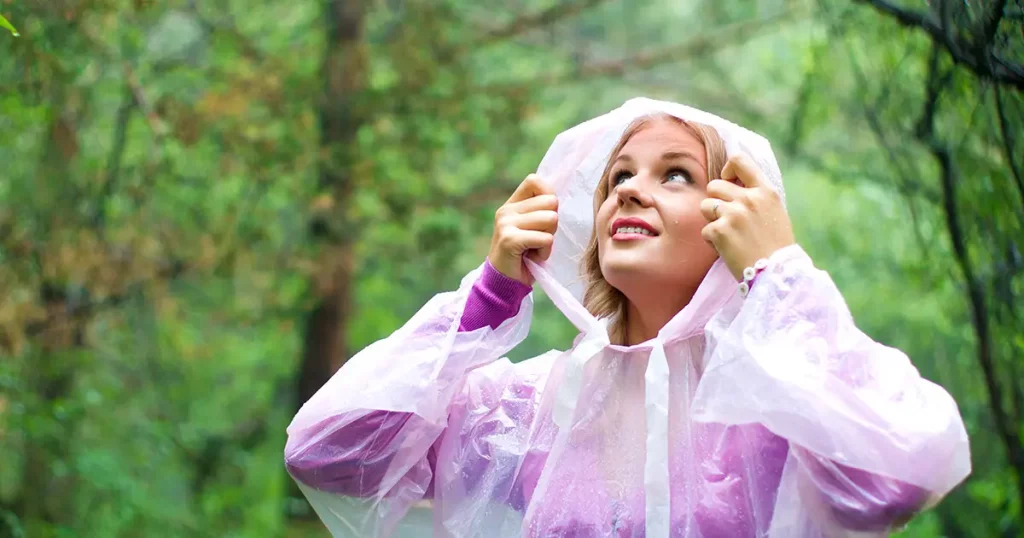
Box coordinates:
[712,200,721,220]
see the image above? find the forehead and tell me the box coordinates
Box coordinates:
[618,119,704,158]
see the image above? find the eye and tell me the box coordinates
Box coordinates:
[665,168,694,184]
[611,170,633,187]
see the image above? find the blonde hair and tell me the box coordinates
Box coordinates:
[581,114,727,344]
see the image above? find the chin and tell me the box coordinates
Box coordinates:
[599,251,660,292]
[600,246,717,302]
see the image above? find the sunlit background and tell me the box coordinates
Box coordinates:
[1,0,1022,536]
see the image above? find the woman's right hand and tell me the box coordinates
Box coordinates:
[488,174,559,286]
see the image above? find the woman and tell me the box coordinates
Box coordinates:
[284,98,970,537]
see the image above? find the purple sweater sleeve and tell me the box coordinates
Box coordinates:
[796,447,929,532]
[458,260,533,332]
[285,412,441,498]
[285,261,530,496]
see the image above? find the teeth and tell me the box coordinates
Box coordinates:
[616,226,653,236]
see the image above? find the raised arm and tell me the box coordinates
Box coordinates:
[284,261,532,496]
[693,244,970,534]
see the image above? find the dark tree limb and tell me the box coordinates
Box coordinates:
[981,0,1009,46]
[916,43,1024,516]
[994,85,1024,211]
[854,0,1024,90]
[94,84,135,228]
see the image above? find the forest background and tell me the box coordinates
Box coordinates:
[1,0,1022,536]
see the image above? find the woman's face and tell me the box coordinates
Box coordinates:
[595,119,720,304]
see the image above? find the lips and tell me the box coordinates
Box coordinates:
[611,217,658,237]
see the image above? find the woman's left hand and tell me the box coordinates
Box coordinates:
[699,153,795,281]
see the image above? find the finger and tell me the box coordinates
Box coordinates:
[506,174,554,204]
[706,179,745,202]
[700,221,724,246]
[515,230,555,253]
[509,210,558,233]
[506,193,558,215]
[496,226,552,259]
[720,154,764,189]
[700,198,733,222]
[526,242,554,263]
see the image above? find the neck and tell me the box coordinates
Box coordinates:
[621,287,695,345]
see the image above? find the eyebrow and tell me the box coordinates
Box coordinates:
[613,154,634,165]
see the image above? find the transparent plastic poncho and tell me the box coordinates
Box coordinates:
[284,98,971,537]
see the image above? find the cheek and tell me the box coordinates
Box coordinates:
[595,198,615,239]
[664,196,710,237]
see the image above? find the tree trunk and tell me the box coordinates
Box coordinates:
[295,0,369,411]
[18,287,83,531]
[12,94,85,531]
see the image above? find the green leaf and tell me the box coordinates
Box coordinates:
[0,13,18,36]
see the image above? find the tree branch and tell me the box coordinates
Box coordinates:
[473,0,613,49]
[191,6,268,63]
[994,85,1024,211]
[479,9,801,92]
[170,418,269,497]
[915,44,954,138]
[94,84,135,228]
[854,0,1024,90]
[418,0,616,73]
[122,63,168,138]
[686,56,774,123]
[980,0,1009,47]
[843,41,936,254]
[22,258,187,341]
[916,43,1024,514]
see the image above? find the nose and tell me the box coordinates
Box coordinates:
[616,175,654,207]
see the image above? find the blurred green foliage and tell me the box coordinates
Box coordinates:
[0,0,1021,537]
